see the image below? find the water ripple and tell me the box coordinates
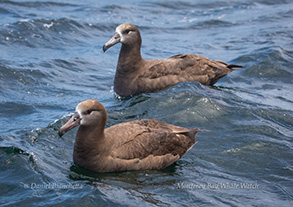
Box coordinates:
[0,0,293,206]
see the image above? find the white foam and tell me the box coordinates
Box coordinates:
[43,22,54,29]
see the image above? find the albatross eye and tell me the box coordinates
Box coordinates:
[86,110,93,114]
[125,29,132,34]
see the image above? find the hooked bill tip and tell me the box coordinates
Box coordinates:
[58,130,65,138]
[102,44,107,52]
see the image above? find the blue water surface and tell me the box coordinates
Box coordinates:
[0,0,293,206]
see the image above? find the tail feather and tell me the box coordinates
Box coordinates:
[189,128,209,138]
[174,128,208,139]
[227,64,243,70]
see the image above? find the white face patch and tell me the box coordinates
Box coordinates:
[115,25,132,43]
[116,27,123,38]
[75,103,86,116]
[75,109,82,119]
[75,109,87,126]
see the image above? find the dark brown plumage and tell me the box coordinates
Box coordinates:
[58,99,203,173]
[103,23,242,96]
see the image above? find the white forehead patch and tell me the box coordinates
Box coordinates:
[75,108,82,117]
[116,26,123,37]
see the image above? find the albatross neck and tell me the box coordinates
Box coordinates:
[117,43,143,72]
[73,125,106,170]
[75,125,105,151]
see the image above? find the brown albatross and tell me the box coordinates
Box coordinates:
[58,99,203,173]
[103,23,242,97]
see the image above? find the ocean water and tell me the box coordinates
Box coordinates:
[1,0,293,206]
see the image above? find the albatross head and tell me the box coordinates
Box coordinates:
[58,100,107,137]
[103,23,141,52]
